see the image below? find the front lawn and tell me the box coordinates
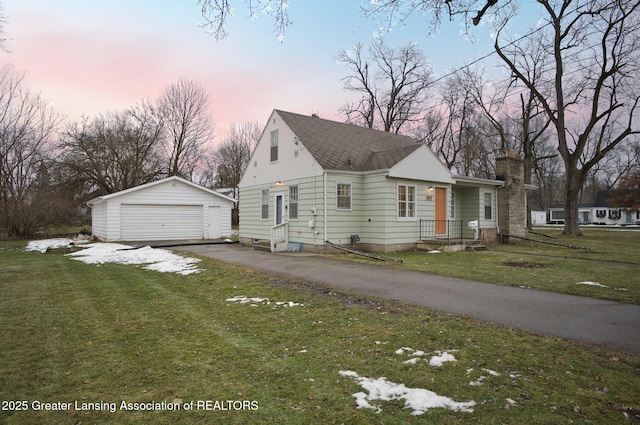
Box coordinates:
[1,240,639,424]
[346,229,640,304]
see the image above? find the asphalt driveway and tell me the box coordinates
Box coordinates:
[174,243,640,356]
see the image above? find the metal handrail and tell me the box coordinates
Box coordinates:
[420,220,463,242]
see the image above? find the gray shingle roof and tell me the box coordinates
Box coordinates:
[276,110,421,172]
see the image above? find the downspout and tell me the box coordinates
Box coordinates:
[323,170,328,244]
[495,181,506,238]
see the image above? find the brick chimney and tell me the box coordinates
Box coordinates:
[496,153,526,243]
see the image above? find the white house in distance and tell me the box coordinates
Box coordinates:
[547,190,640,226]
[88,176,235,242]
[238,110,522,253]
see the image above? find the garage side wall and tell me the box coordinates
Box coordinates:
[90,199,108,240]
[100,180,233,242]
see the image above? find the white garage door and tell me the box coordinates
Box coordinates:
[121,204,203,241]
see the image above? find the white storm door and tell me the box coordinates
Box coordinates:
[274,193,285,225]
[207,206,222,239]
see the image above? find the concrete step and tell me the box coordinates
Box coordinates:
[466,244,487,252]
[252,241,271,252]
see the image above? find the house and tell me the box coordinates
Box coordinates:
[238,110,524,253]
[87,176,235,242]
[548,190,640,226]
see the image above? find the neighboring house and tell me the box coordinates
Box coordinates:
[238,110,526,253]
[88,176,235,242]
[548,190,640,226]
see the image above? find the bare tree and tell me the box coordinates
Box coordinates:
[530,138,564,210]
[210,121,260,196]
[365,0,640,236]
[60,103,164,197]
[197,0,291,41]
[157,77,215,179]
[493,1,640,235]
[0,66,61,237]
[421,72,479,170]
[607,141,640,208]
[0,3,8,53]
[195,0,503,42]
[362,0,503,36]
[337,39,433,133]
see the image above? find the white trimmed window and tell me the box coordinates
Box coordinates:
[261,189,269,219]
[336,183,351,210]
[270,130,278,162]
[289,185,299,219]
[484,192,492,220]
[397,185,416,220]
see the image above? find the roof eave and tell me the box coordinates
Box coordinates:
[453,176,505,187]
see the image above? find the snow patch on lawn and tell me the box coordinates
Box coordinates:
[576,281,608,288]
[66,243,202,275]
[396,346,457,366]
[339,370,476,415]
[27,239,202,275]
[429,351,458,367]
[467,368,502,386]
[225,296,303,307]
[25,238,81,253]
[576,281,628,291]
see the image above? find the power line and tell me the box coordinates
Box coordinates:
[428,1,600,85]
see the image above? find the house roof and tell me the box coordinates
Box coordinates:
[550,189,640,209]
[87,176,236,205]
[276,110,423,172]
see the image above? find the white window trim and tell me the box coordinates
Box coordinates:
[336,183,352,211]
[397,184,417,221]
[270,130,279,163]
[289,185,299,220]
[484,192,493,220]
[260,189,269,220]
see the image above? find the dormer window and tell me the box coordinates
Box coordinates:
[270,130,279,162]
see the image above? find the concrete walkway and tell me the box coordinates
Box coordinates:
[174,243,640,356]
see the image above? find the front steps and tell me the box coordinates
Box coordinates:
[416,239,487,252]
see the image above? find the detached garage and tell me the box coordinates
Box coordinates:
[87,176,235,242]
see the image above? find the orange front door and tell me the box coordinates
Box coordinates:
[435,187,446,235]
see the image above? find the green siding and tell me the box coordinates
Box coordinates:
[240,176,327,245]
[240,171,495,248]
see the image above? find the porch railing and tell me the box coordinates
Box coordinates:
[271,222,288,252]
[420,220,463,242]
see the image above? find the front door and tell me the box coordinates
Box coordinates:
[274,193,285,225]
[435,187,447,235]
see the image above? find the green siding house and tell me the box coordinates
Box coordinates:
[238,110,504,253]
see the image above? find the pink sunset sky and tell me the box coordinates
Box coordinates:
[2,0,511,142]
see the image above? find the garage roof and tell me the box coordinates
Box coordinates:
[86,176,236,205]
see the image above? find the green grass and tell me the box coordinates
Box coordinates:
[342,229,640,304]
[1,240,639,424]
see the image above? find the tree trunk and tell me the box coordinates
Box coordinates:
[563,169,585,236]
